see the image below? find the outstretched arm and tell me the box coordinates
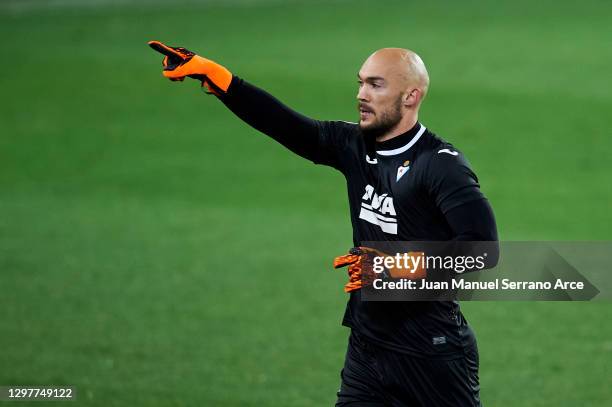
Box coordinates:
[148,40,323,161]
[217,77,321,160]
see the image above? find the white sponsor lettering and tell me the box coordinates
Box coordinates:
[359,184,397,234]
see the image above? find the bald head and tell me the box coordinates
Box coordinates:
[361,48,429,101]
[357,48,429,140]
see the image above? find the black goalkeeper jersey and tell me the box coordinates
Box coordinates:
[220,77,495,359]
[314,120,483,243]
[312,120,485,358]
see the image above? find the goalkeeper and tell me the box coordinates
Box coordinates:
[149,40,497,407]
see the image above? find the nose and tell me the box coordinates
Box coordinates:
[357,83,368,102]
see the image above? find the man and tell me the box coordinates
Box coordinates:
[148,41,498,406]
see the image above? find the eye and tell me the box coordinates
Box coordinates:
[371,83,381,89]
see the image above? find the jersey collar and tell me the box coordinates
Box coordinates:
[375,122,426,156]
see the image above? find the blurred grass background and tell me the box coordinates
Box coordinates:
[1,0,611,405]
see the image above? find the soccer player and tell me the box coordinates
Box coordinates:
[149,41,498,406]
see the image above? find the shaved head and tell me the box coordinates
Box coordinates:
[357,48,429,141]
[362,48,429,102]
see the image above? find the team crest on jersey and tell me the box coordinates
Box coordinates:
[359,184,397,234]
[396,160,410,182]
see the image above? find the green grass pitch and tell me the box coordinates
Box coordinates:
[1,0,611,405]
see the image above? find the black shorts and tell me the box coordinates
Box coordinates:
[336,331,482,407]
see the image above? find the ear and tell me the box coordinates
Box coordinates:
[403,88,422,108]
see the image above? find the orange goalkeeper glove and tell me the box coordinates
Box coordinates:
[333,247,426,293]
[148,40,233,95]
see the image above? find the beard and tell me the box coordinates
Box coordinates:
[358,96,403,140]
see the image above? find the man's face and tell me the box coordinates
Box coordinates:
[357,58,405,137]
